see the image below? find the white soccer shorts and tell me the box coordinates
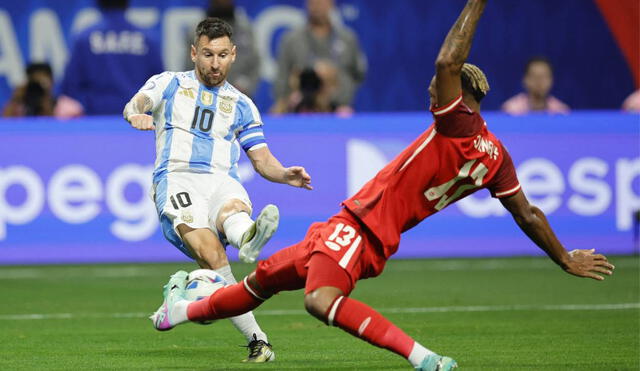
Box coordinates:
[152,171,252,258]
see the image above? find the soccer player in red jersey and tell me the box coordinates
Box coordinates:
[150,1,615,369]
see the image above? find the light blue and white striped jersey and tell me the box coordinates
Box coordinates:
[139,70,266,183]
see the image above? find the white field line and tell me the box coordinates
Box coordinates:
[0,258,637,279]
[0,266,163,279]
[0,303,637,321]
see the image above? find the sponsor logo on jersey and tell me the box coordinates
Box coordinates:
[179,88,195,99]
[201,91,213,106]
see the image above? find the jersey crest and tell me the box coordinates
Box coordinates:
[201,90,213,106]
[218,98,233,114]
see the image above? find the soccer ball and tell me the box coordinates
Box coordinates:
[184,269,227,301]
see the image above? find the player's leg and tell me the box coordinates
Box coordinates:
[212,176,279,263]
[178,230,310,363]
[150,173,235,331]
[152,222,274,361]
[176,225,259,338]
[304,254,457,371]
[149,240,309,368]
[158,239,309,327]
[186,271,269,320]
[177,224,229,269]
[187,238,309,321]
[218,199,279,263]
[304,252,417,356]
[152,173,273,361]
[204,176,277,361]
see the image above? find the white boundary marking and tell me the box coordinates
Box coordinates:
[0,266,162,279]
[1,303,637,321]
[0,259,636,279]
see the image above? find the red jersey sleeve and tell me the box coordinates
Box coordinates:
[430,93,484,137]
[488,144,521,198]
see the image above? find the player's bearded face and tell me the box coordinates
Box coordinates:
[192,36,236,87]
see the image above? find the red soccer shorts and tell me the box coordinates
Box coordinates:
[254,209,385,296]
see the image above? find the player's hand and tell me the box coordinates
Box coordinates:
[564,249,615,281]
[126,113,155,130]
[284,166,312,190]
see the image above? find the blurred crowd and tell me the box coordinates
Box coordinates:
[2,0,639,118]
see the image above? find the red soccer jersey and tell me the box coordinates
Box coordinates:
[342,94,520,259]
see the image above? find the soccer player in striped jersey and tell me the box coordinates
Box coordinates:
[125,17,312,362]
[149,2,614,370]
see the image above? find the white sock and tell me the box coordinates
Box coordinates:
[214,265,268,343]
[170,300,190,325]
[222,212,254,249]
[407,342,435,368]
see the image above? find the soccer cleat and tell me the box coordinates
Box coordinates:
[149,270,189,331]
[416,353,458,371]
[242,334,275,363]
[238,204,279,263]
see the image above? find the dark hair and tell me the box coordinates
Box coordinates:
[193,17,233,46]
[294,68,333,113]
[524,56,553,75]
[96,0,128,10]
[24,81,47,115]
[460,63,489,103]
[206,0,236,22]
[299,68,322,94]
[26,63,52,79]
[24,63,53,116]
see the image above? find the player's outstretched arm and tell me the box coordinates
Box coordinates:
[123,92,155,130]
[500,190,615,280]
[247,146,313,190]
[435,0,487,105]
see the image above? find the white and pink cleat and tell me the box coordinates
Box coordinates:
[149,270,189,331]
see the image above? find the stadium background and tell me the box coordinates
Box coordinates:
[0,0,637,112]
[0,0,638,264]
[0,2,638,370]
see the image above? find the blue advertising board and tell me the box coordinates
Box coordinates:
[0,111,638,264]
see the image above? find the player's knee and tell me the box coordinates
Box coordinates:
[216,199,251,230]
[219,199,250,218]
[303,293,324,320]
[304,287,342,323]
[245,272,273,300]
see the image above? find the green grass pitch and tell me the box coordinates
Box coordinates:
[1,256,638,370]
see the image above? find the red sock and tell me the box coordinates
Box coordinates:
[329,296,415,359]
[187,281,262,322]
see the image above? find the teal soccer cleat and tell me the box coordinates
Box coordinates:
[149,270,189,331]
[416,353,458,371]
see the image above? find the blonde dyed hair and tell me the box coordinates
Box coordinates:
[461,63,490,102]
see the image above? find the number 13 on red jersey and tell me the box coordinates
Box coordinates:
[324,223,363,269]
